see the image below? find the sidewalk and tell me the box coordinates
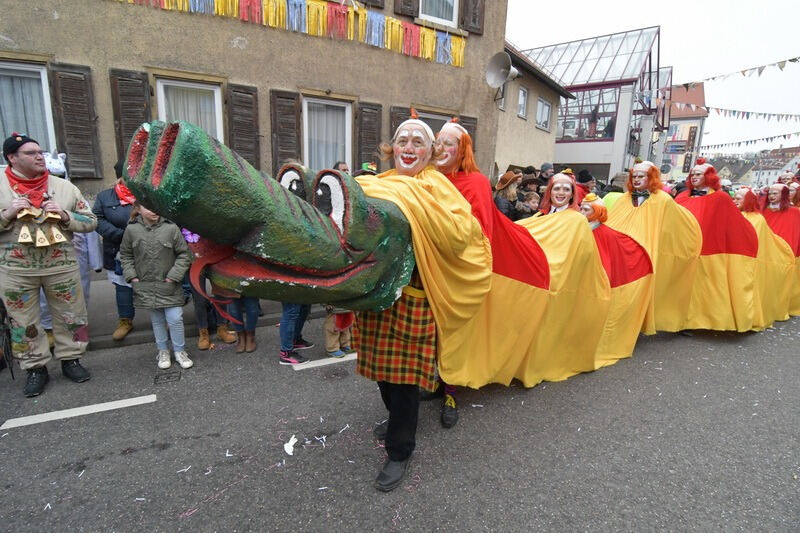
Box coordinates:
[84,272,324,351]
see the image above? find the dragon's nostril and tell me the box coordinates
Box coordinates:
[127,127,149,179]
[152,123,180,189]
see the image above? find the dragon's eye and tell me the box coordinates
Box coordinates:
[314,172,348,234]
[278,169,305,200]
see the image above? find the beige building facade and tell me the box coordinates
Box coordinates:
[491,44,571,180]
[1,0,507,193]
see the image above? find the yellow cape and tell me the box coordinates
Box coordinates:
[516,210,611,384]
[596,272,653,369]
[742,212,794,327]
[356,166,493,372]
[607,191,702,333]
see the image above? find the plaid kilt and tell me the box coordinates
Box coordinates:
[355,275,437,392]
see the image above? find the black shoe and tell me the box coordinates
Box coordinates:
[24,367,49,397]
[373,419,388,440]
[375,456,412,492]
[440,393,459,428]
[419,383,444,401]
[61,359,90,383]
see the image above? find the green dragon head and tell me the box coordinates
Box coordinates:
[123,120,414,310]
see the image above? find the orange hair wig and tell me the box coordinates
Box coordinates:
[585,201,608,223]
[627,164,663,194]
[539,174,579,214]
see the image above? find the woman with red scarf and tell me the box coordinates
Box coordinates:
[92,160,138,341]
[1,133,97,397]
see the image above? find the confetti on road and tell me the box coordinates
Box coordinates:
[177,466,191,473]
[471,404,484,408]
[77,470,84,478]
[339,424,350,433]
[225,450,234,457]
[318,487,328,491]
[135,498,146,501]
[284,435,298,456]
[204,467,212,475]
[43,503,51,511]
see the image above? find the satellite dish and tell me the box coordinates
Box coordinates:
[660,163,673,175]
[486,52,519,88]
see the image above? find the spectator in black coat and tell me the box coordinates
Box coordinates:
[92,160,136,340]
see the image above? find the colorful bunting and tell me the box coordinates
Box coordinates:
[700,130,800,151]
[115,0,467,68]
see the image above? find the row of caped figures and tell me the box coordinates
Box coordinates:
[436,159,800,389]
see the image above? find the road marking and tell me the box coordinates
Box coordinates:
[0,394,157,430]
[292,352,356,371]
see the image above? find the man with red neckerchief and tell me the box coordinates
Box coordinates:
[1,133,97,397]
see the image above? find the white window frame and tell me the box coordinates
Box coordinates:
[156,78,224,141]
[419,0,459,28]
[517,87,528,119]
[0,61,58,158]
[536,97,552,131]
[302,96,353,171]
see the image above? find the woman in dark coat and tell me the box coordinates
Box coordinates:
[92,160,135,340]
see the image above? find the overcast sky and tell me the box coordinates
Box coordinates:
[505,0,800,155]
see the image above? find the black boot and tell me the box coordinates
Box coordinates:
[419,382,444,401]
[440,393,459,428]
[24,366,49,397]
[61,359,90,383]
[375,456,412,492]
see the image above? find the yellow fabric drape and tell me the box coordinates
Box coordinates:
[686,254,757,332]
[792,258,800,316]
[356,167,492,353]
[595,275,653,368]
[450,35,465,67]
[214,0,238,16]
[263,0,286,28]
[346,6,367,42]
[385,16,404,53]
[607,191,701,333]
[306,0,326,36]
[742,212,794,328]
[162,0,190,11]
[420,27,436,61]
[516,210,611,384]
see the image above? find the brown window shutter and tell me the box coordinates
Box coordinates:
[270,90,301,176]
[389,106,411,136]
[362,0,384,8]
[357,102,382,171]
[394,0,419,17]
[459,115,477,149]
[48,63,102,178]
[459,0,485,35]
[109,69,152,163]
[227,84,260,170]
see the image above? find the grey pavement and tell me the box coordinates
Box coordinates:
[1,309,799,531]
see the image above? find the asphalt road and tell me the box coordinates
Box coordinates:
[1,316,798,531]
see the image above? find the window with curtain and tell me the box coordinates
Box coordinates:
[0,62,56,154]
[536,97,552,130]
[419,0,458,28]
[156,79,223,141]
[517,87,528,118]
[303,97,352,172]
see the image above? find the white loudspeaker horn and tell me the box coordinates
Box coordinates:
[485,52,519,88]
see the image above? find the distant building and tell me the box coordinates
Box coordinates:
[492,43,574,180]
[750,146,800,187]
[663,83,708,181]
[522,26,670,182]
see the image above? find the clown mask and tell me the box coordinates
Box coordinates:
[393,125,433,176]
[434,130,460,175]
[550,179,573,208]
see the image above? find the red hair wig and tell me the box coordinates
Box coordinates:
[687,157,721,193]
[736,188,759,212]
[539,174,579,214]
[764,184,791,211]
[627,164,663,194]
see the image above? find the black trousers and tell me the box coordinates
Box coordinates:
[378,381,420,461]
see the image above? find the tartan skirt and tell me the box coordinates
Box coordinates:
[355,277,438,392]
